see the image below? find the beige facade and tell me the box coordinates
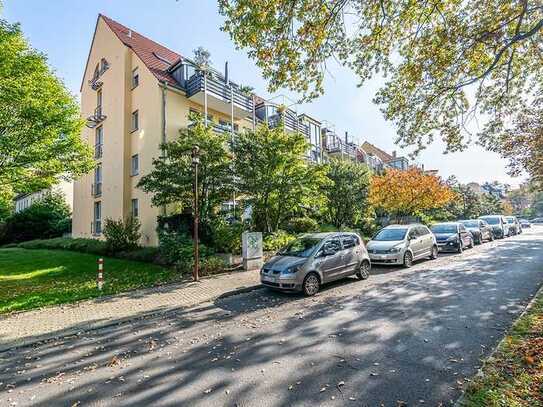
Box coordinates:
[73,15,254,246]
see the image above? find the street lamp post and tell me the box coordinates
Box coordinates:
[192,145,200,282]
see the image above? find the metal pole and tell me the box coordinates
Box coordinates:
[230,85,236,219]
[192,146,200,282]
[97,258,104,290]
[204,71,208,126]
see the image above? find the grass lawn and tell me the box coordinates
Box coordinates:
[0,248,179,314]
[463,288,543,406]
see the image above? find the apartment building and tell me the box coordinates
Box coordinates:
[74,14,427,246]
[14,181,74,213]
[74,15,332,246]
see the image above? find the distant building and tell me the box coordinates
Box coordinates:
[14,181,73,213]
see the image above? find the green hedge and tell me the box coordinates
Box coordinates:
[10,238,160,264]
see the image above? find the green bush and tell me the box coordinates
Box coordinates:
[2,192,71,243]
[157,229,213,269]
[116,247,159,263]
[17,237,108,255]
[208,218,243,254]
[263,230,296,252]
[177,256,227,276]
[103,217,141,253]
[285,217,319,234]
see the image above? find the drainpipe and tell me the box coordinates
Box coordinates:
[160,81,167,216]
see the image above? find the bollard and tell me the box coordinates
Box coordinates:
[97,258,104,290]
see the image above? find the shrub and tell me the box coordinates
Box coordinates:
[103,217,141,253]
[17,237,108,255]
[2,192,71,243]
[116,247,159,263]
[263,230,295,252]
[285,217,319,234]
[176,255,227,276]
[208,218,243,254]
[157,229,213,268]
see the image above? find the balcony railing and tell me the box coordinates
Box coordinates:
[267,113,310,138]
[91,182,102,197]
[325,140,358,158]
[94,144,103,159]
[186,71,254,114]
[86,106,107,129]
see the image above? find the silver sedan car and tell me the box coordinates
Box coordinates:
[366,224,438,267]
[260,232,371,296]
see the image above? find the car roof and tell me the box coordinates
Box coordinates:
[432,221,459,225]
[383,224,422,229]
[458,219,479,222]
[301,232,357,239]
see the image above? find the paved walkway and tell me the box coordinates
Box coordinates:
[0,270,261,351]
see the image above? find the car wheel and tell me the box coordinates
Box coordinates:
[356,260,370,280]
[489,233,494,242]
[403,252,413,268]
[475,235,482,245]
[468,237,474,248]
[302,273,320,296]
[430,245,438,259]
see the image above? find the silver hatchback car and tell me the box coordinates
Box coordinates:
[260,232,371,296]
[366,224,438,267]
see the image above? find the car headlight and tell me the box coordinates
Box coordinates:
[389,245,403,253]
[447,235,458,242]
[283,265,301,274]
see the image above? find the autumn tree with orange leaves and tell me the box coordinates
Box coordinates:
[370,168,455,221]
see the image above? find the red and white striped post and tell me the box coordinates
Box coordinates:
[97,258,104,290]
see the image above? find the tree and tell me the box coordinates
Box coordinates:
[479,193,504,215]
[322,158,371,228]
[219,1,543,182]
[232,124,328,233]
[443,183,484,220]
[370,168,455,221]
[138,116,234,230]
[0,19,93,193]
[1,191,71,243]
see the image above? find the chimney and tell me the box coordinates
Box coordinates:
[344,131,348,144]
[392,150,397,158]
[127,29,132,38]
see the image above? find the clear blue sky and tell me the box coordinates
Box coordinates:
[2,0,524,187]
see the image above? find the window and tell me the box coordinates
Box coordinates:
[342,236,357,249]
[93,201,102,235]
[131,110,139,132]
[131,198,139,218]
[323,239,342,254]
[93,164,102,196]
[97,89,102,108]
[95,127,103,159]
[131,154,139,176]
[132,68,139,89]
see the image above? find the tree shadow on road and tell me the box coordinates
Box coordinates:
[1,235,542,406]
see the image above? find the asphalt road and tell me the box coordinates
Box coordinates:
[2,227,543,407]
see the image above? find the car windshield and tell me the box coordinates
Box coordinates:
[506,218,515,223]
[431,224,457,233]
[460,221,479,228]
[482,217,500,225]
[278,237,322,258]
[373,228,407,241]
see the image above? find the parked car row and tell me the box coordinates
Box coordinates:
[260,214,527,296]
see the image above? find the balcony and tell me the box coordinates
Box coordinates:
[91,182,102,197]
[86,106,107,129]
[325,140,358,159]
[94,144,103,159]
[186,71,253,119]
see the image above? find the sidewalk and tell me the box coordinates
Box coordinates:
[0,270,261,351]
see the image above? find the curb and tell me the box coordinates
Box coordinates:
[0,283,264,354]
[454,281,543,407]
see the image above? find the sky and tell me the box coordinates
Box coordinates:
[2,0,526,187]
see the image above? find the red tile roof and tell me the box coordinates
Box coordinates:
[360,141,394,162]
[100,14,181,87]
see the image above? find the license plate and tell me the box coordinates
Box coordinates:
[373,255,385,260]
[262,275,275,283]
